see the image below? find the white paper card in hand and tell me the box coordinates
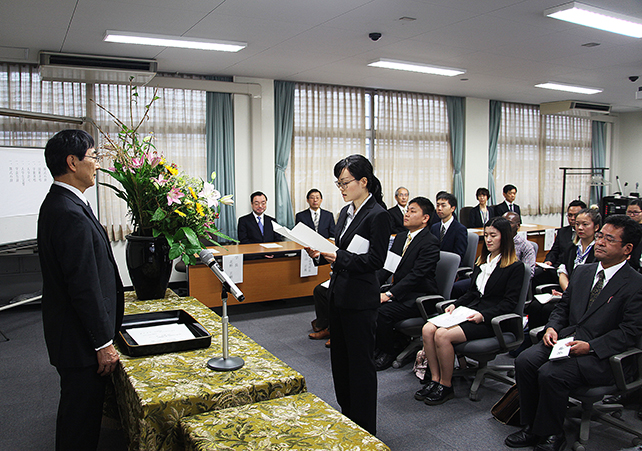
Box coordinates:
[549,336,574,360]
[272,221,338,254]
[536,262,555,270]
[383,251,402,273]
[127,323,194,346]
[300,250,318,277]
[428,306,479,328]
[223,254,243,284]
[534,293,553,304]
[347,234,370,255]
[320,279,330,289]
[545,228,556,251]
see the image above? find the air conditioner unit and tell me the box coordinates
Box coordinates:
[39,52,157,85]
[540,100,611,116]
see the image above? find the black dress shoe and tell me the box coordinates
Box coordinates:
[603,393,623,404]
[375,352,397,371]
[505,425,539,448]
[424,384,454,405]
[414,381,439,401]
[534,433,566,451]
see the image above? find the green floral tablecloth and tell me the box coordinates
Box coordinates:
[180,392,390,451]
[113,290,307,451]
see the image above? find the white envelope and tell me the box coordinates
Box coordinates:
[347,234,370,255]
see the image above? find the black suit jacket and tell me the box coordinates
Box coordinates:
[387,205,406,234]
[548,263,642,380]
[494,201,521,221]
[544,225,574,267]
[451,260,525,322]
[431,219,468,261]
[295,208,336,239]
[237,213,283,244]
[468,205,495,229]
[326,196,391,310]
[38,184,124,369]
[377,228,440,306]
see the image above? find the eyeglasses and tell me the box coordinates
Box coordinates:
[335,178,356,189]
[84,154,102,162]
[595,231,623,244]
[627,210,642,217]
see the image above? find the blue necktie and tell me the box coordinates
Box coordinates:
[258,216,264,235]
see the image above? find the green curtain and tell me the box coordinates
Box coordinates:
[446,96,465,216]
[274,81,295,228]
[206,76,237,241]
[591,120,607,206]
[488,100,501,205]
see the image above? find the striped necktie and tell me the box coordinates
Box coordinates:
[440,224,446,243]
[313,211,319,232]
[402,234,413,256]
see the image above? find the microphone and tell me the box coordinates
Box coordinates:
[199,249,245,302]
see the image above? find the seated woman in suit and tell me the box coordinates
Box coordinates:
[468,187,495,228]
[415,216,524,405]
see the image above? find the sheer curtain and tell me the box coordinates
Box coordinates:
[288,83,367,216]
[374,90,451,205]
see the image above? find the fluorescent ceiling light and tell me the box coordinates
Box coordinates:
[535,82,602,95]
[544,2,642,38]
[104,30,246,52]
[368,59,465,77]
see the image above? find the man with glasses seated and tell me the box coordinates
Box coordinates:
[626,198,642,272]
[237,191,283,244]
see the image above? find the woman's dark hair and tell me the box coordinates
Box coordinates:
[573,207,602,243]
[477,216,517,268]
[44,129,94,177]
[475,187,490,199]
[334,155,386,208]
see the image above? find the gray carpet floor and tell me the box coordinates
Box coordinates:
[0,296,640,450]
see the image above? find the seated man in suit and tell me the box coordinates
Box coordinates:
[504,212,536,278]
[375,196,440,371]
[430,192,467,262]
[237,191,283,244]
[387,186,410,234]
[494,184,521,222]
[626,198,642,272]
[505,214,642,451]
[295,188,336,239]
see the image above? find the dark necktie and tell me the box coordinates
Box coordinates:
[440,224,446,243]
[258,216,264,235]
[587,270,605,310]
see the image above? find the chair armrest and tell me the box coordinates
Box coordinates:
[610,347,642,392]
[529,326,545,344]
[535,284,561,295]
[490,313,521,349]
[380,283,392,292]
[456,267,473,279]
[416,295,445,320]
[432,298,454,314]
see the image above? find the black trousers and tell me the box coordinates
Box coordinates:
[56,365,107,451]
[312,283,330,330]
[375,300,420,354]
[329,303,378,435]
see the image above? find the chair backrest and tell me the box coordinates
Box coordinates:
[529,240,538,256]
[459,206,473,228]
[436,251,461,299]
[462,231,480,268]
[515,260,531,317]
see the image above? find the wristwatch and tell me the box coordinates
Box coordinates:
[385,291,393,300]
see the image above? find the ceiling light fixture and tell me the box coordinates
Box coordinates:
[104,30,246,52]
[535,82,602,95]
[368,58,465,77]
[544,2,642,38]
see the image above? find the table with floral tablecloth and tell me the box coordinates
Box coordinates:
[112,290,307,451]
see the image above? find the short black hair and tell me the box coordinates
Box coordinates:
[250,191,267,202]
[568,199,587,209]
[436,192,457,209]
[306,189,322,199]
[604,214,642,250]
[408,196,434,218]
[628,198,642,209]
[503,184,517,194]
[44,129,94,177]
[476,187,490,199]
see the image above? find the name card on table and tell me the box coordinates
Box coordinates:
[223,254,244,284]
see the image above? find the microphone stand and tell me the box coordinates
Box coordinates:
[207,283,244,371]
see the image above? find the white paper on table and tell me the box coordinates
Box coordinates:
[521,223,538,228]
[517,231,528,241]
[347,234,370,255]
[300,250,318,277]
[383,251,402,273]
[272,221,338,254]
[534,293,553,304]
[127,323,194,346]
[536,262,555,270]
[222,254,243,284]
[320,279,330,289]
[260,242,282,249]
[549,336,574,360]
[428,306,479,328]
[544,228,556,251]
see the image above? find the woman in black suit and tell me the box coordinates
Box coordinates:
[305,154,390,434]
[468,187,495,228]
[415,217,524,405]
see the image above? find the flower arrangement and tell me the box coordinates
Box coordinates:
[95,83,234,265]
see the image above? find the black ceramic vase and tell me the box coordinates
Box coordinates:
[125,234,173,300]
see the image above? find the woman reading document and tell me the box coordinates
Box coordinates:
[415,217,524,405]
[305,155,390,434]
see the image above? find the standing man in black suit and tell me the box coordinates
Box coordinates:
[494,184,522,222]
[295,188,336,239]
[374,196,440,370]
[505,215,642,451]
[626,198,642,272]
[387,186,410,234]
[237,191,283,244]
[38,129,124,451]
[431,192,468,262]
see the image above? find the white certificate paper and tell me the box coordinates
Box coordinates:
[549,336,574,360]
[223,254,244,284]
[428,306,479,328]
[272,222,338,254]
[383,251,402,273]
[347,234,370,255]
[300,249,318,277]
[127,323,194,346]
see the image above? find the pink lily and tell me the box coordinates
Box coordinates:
[131,157,145,168]
[167,187,184,206]
[151,174,168,185]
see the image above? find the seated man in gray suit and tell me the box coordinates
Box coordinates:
[295,189,336,239]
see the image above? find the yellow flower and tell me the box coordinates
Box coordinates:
[195,203,205,217]
[189,187,198,199]
[165,165,178,176]
[174,209,186,217]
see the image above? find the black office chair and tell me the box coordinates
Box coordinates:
[390,251,461,368]
[436,261,531,401]
[459,206,473,228]
[456,231,480,280]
